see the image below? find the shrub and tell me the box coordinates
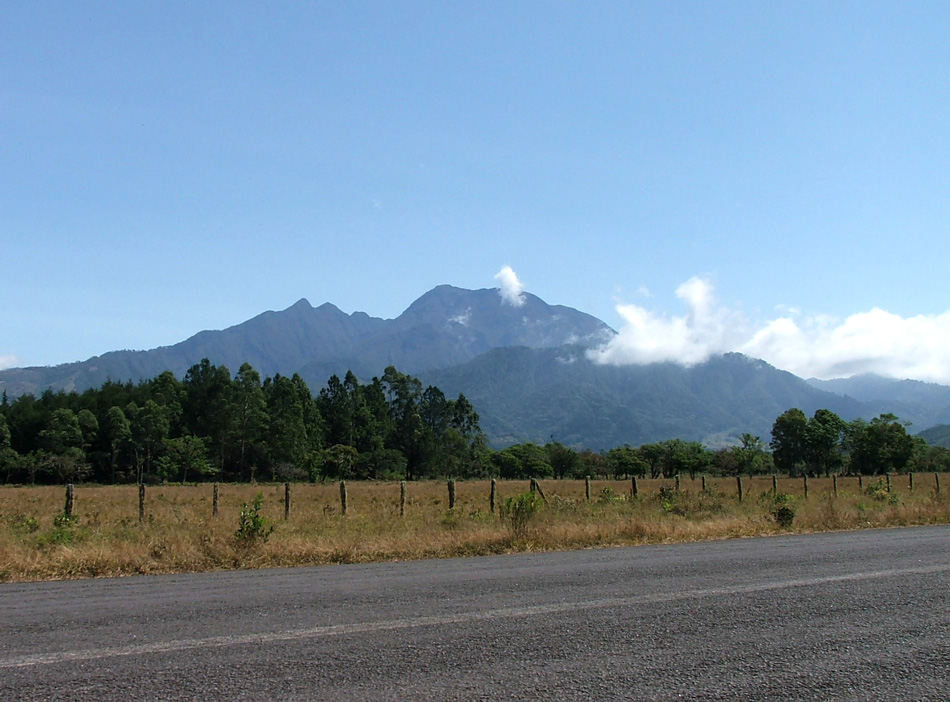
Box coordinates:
[773,505,795,528]
[500,492,543,540]
[598,486,625,504]
[864,478,899,504]
[235,493,273,543]
[656,484,678,512]
[763,492,796,528]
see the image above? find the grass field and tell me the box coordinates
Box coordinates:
[1,474,947,582]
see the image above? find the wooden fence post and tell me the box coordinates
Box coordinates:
[490,478,497,514]
[886,473,891,493]
[701,475,707,492]
[935,473,941,494]
[212,482,219,518]
[340,480,348,516]
[675,474,681,491]
[772,475,778,495]
[858,475,863,491]
[833,474,838,499]
[803,475,809,499]
[530,478,546,502]
[448,479,456,510]
[400,480,406,517]
[632,476,639,498]
[909,473,914,492]
[139,483,146,522]
[284,482,291,520]
[64,484,74,519]
[736,475,743,502]
[585,476,591,502]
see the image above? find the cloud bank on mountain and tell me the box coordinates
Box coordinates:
[588,277,950,384]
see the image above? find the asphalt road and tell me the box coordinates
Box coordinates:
[1,527,948,701]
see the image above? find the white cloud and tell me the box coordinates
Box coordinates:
[0,354,20,371]
[741,308,950,383]
[494,266,526,307]
[588,277,745,366]
[449,309,472,326]
[589,277,950,384]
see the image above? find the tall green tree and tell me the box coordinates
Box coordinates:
[732,434,772,475]
[234,363,267,479]
[38,408,88,482]
[182,359,235,476]
[104,405,132,482]
[265,373,321,480]
[848,414,917,475]
[804,409,845,475]
[771,408,808,475]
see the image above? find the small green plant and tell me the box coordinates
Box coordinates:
[500,492,542,540]
[235,493,273,543]
[38,512,79,547]
[763,492,796,528]
[773,505,795,528]
[10,514,40,534]
[598,486,624,504]
[864,478,899,504]
[656,484,678,512]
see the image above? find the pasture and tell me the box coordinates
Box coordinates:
[1,474,948,581]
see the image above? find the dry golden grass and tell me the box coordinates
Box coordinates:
[1,474,949,582]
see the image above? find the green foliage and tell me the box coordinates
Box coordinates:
[500,492,543,539]
[38,512,80,546]
[760,492,796,528]
[9,514,40,534]
[492,443,553,480]
[773,505,795,528]
[597,486,625,504]
[863,478,899,504]
[656,484,679,512]
[0,360,483,485]
[848,414,916,475]
[235,493,273,543]
[918,423,950,449]
[605,445,647,478]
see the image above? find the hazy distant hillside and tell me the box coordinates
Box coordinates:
[422,349,868,449]
[808,375,950,431]
[918,424,950,449]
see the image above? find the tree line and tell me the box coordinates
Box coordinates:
[2,363,948,485]
[0,361,483,485]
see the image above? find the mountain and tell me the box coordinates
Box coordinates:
[0,285,614,397]
[3,284,943,450]
[917,425,950,448]
[421,349,867,449]
[807,375,950,431]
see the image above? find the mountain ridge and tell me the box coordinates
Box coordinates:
[3,285,949,449]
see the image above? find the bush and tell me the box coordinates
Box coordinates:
[864,478,899,504]
[763,492,796,528]
[235,493,273,543]
[598,486,625,504]
[656,484,678,512]
[773,505,795,528]
[500,492,542,540]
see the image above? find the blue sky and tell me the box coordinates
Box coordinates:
[3,2,950,382]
